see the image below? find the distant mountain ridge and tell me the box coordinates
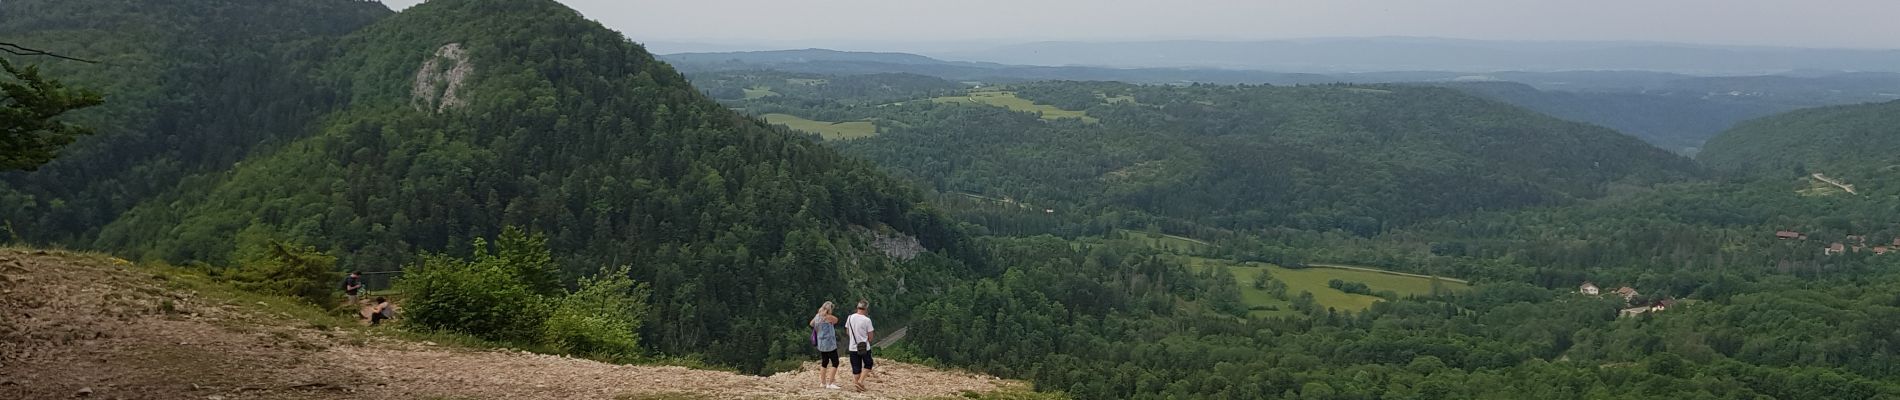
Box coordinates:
[665,48,982,66]
[931,38,1900,74]
[659,49,1342,85]
[669,48,1900,153]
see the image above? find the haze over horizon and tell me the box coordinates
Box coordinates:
[377,0,1900,52]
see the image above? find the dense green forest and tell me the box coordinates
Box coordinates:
[9,0,1900,398]
[689,68,1900,398]
[906,234,1900,399]
[890,111,1900,398]
[0,0,391,244]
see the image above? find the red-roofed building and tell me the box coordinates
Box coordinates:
[1615,286,1640,302]
[1826,243,1847,255]
[1876,246,1891,255]
[1776,230,1802,240]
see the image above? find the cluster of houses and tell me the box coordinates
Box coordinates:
[1578,282,1676,317]
[1776,230,1897,256]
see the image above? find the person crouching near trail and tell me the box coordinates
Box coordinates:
[369,297,395,325]
[846,299,876,391]
[810,301,842,390]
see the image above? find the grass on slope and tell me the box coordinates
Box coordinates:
[932,90,1099,123]
[42,247,734,371]
[8,247,1037,399]
[761,113,878,140]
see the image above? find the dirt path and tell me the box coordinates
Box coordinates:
[0,248,1018,399]
[1812,173,1859,194]
[1305,263,1470,284]
[1157,234,1210,247]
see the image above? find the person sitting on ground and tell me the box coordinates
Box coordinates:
[341,271,363,306]
[369,297,394,326]
[810,301,842,390]
[846,299,876,391]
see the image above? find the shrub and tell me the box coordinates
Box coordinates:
[490,226,563,297]
[396,228,656,358]
[1327,279,1373,295]
[395,252,550,342]
[542,265,650,358]
[231,240,339,306]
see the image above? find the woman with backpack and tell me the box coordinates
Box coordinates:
[809,301,842,390]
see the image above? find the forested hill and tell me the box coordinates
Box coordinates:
[1699,100,1900,179]
[1437,81,1788,154]
[821,82,1699,235]
[8,0,974,372]
[0,0,391,244]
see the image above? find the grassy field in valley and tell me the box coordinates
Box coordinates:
[761,113,878,140]
[1108,230,1213,254]
[741,87,778,99]
[1079,231,1467,317]
[931,90,1099,123]
[1183,256,1470,317]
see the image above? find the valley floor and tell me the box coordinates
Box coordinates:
[0,248,1018,400]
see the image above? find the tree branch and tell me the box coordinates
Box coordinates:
[0,42,99,64]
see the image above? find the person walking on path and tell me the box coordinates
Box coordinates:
[810,301,842,390]
[341,271,364,305]
[846,299,876,391]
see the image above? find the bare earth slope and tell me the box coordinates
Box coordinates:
[0,248,1018,399]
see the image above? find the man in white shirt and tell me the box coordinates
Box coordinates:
[846,299,876,391]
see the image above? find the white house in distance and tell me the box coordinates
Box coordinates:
[1579,282,1600,296]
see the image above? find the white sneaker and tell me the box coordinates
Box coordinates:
[826,384,841,390]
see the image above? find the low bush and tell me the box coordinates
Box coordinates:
[396,228,652,360]
[543,265,649,358]
[396,251,550,342]
[231,241,339,306]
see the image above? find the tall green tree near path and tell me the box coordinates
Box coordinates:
[0,56,103,171]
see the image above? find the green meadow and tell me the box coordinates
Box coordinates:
[932,90,1099,123]
[1110,230,1213,254]
[741,87,779,99]
[1185,256,1469,317]
[761,113,877,140]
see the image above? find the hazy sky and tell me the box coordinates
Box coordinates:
[380,0,1900,50]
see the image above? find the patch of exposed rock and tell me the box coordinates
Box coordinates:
[854,226,925,261]
[411,43,473,113]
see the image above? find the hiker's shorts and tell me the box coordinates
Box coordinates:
[849,350,874,374]
[818,350,839,368]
